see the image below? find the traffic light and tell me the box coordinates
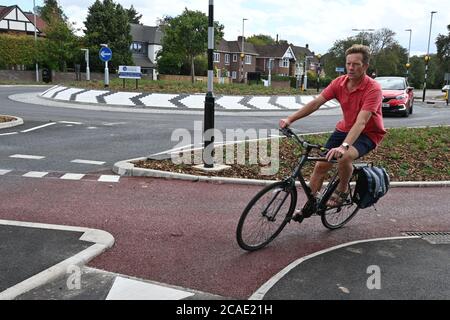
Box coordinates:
[424,55,430,62]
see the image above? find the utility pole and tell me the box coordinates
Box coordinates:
[33,0,39,82]
[422,11,437,102]
[405,29,412,80]
[241,18,247,83]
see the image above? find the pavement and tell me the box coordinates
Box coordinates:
[1,86,449,301]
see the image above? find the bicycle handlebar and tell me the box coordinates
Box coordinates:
[279,127,327,151]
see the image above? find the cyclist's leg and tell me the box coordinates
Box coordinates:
[309,161,333,194]
[329,133,375,206]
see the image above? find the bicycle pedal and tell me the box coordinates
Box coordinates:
[292,211,304,223]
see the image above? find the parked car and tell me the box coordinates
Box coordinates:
[374,76,414,117]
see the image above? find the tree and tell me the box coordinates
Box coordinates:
[83,0,133,72]
[37,0,66,22]
[247,34,276,46]
[159,8,224,82]
[37,0,79,71]
[324,28,408,79]
[126,5,142,24]
[436,25,450,87]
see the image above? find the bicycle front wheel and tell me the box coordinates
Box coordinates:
[236,181,297,251]
[320,173,360,230]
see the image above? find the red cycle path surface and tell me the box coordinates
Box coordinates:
[1,175,449,299]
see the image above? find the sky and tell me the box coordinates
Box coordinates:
[4,0,450,56]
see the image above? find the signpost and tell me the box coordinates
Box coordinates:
[99,45,112,87]
[118,66,141,89]
[335,67,345,74]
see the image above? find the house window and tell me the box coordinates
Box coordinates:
[245,55,251,65]
[233,54,237,62]
[279,58,289,68]
[225,54,230,65]
[130,42,146,55]
[213,53,220,62]
[232,71,237,79]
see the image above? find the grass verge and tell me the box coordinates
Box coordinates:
[134,126,450,182]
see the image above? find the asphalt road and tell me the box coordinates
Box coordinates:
[1,86,449,174]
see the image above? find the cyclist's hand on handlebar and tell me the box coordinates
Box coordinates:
[326,146,346,161]
[279,118,291,128]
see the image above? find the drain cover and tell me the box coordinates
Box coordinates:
[403,232,450,244]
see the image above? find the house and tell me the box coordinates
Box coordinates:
[213,36,319,83]
[254,42,296,77]
[0,5,46,36]
[129,23,162,80]
[214,36,259,83]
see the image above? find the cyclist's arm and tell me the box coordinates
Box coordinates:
[325,110,372,161]
[280,94,327,127]
[343,110,373,146]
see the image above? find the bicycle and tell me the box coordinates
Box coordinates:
[236,127,370,251]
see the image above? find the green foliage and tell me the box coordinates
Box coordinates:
[247,34,276,46]
[157,8,224,81]
[0,34,40,68]
[126,5,142,24]
[323,27,448,88]
[83,0,133,72]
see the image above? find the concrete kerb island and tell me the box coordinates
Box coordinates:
[0,115,23,130]
[113,157,450,188]
[0,220,114,300]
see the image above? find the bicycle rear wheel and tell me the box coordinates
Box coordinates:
[236,181,297,251]
[320,173,360,230]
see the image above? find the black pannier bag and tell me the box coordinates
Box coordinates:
[353,166,390,209]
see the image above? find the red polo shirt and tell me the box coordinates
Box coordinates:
[321,74,386,146]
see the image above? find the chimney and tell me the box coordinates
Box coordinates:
[305,43,309,49]
[276,34,279,43]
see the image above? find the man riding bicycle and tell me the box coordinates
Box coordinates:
[279,44,386,215]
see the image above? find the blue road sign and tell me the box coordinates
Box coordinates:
[99,47,112,62]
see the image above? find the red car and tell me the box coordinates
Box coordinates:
[375,76,414,117]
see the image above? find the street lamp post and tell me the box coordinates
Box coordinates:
[422,11,437,102]
[81,49,90,81]
[405,29,412,80]
[316,54,321,93]
[33,0,39,82]
[241,18,247,83]
[352,28,375,45]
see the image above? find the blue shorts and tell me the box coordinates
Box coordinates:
[325,130,375,158]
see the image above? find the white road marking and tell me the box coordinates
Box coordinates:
[87,127,98,129]
[106,276,194,300]
[9,154,45,160]
[0,132,18,136]
[102,122,126,126]
[150,144,194,156]
[0,169,12,175]
[21,122,56,133]
[71,159,106,165]
[58,121,83,125]
[60,173,85,180]
[97,175,120,183]
[23,171,49,178]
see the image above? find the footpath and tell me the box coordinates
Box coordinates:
[0,86,449,301]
